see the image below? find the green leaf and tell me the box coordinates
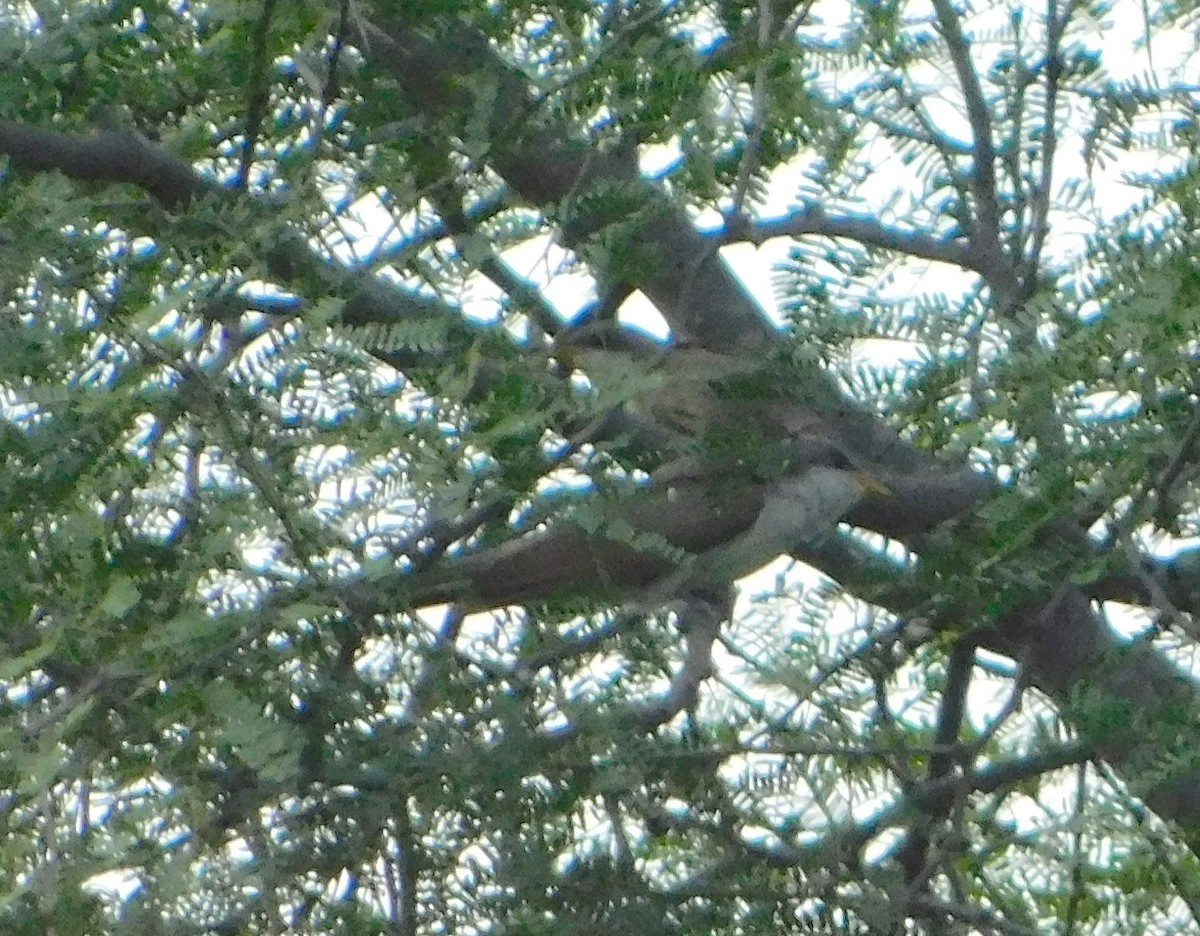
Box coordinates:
[99,575,140,619]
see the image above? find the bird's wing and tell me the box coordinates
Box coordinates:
[637,465,874,604]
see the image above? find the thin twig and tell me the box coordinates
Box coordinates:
[236,0,278,190]
[930,0,1000,239]
[725,0,774,220]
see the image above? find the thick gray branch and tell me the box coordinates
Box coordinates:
[0,120,205,208]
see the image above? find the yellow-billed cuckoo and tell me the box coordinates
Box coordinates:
[368,340,987,614]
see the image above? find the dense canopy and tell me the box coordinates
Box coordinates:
[1,1,1200,934]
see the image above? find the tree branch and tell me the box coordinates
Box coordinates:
[929,0,1000,242]
[0,120,206,209]
[350,13,776,353]
[720,205,977,270]
[894,637,977,888]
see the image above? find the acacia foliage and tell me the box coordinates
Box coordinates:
[1,1,1199,934]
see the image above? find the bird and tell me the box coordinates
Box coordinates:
[370,456,879,614]
[332,335,989,616]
